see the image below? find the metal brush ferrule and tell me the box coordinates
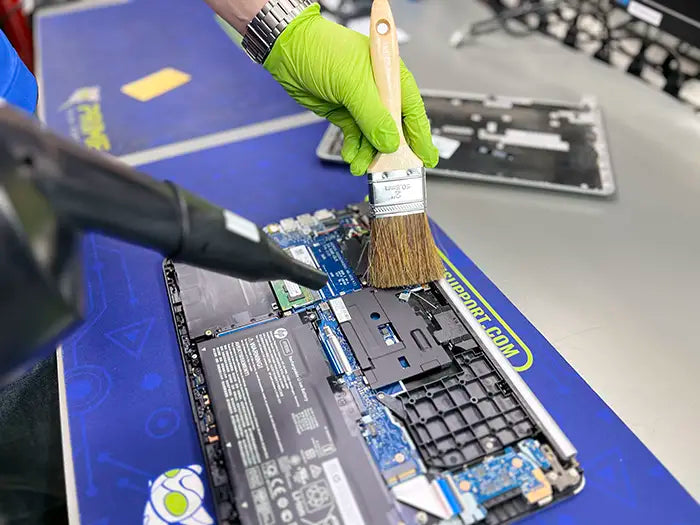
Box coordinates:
[368,167,426,218]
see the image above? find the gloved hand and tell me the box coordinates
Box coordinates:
[264,4,438,175]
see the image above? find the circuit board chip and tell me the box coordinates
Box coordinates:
[449,444,553,515]
[270,245,320,311]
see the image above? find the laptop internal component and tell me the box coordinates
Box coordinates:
[163,204,584,525]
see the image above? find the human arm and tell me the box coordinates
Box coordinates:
[201,1,438,175]
[0,30,37,114]
[201,0,268,34]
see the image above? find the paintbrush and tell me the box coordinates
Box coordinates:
[367,0,443,288]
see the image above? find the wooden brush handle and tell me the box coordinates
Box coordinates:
[367,0,424,172]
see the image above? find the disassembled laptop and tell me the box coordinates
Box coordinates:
[164,203,584,525]
[318,91,615,196]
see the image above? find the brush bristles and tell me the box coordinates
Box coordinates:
[369,213,445,288]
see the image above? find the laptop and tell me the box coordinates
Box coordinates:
[317,91,615,197]
[163,203,584,525]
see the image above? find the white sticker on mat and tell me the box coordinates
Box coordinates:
[432,134,461,159]
[627,1,663,26]
[223,210,260,243]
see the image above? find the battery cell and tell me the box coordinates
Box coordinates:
[197,315,398,525]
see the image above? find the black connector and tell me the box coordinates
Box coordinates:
[627,42,649,76]
[663,61,684,97]
[563,15,580,48]
[593,39,611,63]
[661,53,676,78]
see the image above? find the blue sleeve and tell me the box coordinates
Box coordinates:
[0,30,38,114]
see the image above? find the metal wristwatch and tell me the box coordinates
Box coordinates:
[242,0,315,64]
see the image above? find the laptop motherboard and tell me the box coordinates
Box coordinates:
[163,204,583,525]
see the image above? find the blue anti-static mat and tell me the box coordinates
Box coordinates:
[36,0,301,156]
[35,0,698,521]
[59,123,699,524]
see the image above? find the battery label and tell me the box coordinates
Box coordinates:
[203,319,348,524]
[199,315,397,524]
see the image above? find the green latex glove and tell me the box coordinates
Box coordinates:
[264,4,438,175]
